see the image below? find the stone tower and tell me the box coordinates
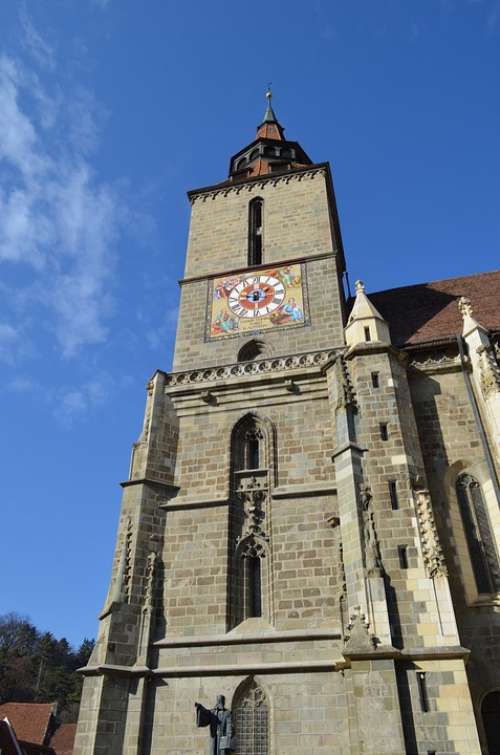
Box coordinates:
[74,93,492,754]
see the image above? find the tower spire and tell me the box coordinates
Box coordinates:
[263,85,278,123]
[256,86,285,140]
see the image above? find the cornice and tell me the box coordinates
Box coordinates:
[188,164,328,203]
[165,348,341,389]
[179,250,335,286]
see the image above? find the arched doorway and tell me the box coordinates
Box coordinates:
[482,691,500,754]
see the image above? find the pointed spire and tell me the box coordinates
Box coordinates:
[256,85,285,141]
[263,85,278,123]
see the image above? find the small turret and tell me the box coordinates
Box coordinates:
[345,280,391,348]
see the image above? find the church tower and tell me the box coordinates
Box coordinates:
[74,93,484,754]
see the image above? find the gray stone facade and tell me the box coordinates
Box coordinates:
[74,121,500,754]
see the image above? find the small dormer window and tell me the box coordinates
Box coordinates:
[248,198,263,266]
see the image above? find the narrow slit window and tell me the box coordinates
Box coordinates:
[247,556,262,618]
[398,545,409,569]
[371,371,379,388]
[364,326,371,342]
[417,672,430,712]
[380,423,389,441]
[248,198,263,266]
[389,480,399,510]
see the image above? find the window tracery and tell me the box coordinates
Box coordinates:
[456,474,500,594]
[233,679,269,755]
[229,415,273,628]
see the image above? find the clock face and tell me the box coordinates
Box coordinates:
[208,263,307,340]
[227,275,285,319]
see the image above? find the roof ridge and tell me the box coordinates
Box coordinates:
[368,269,500,298]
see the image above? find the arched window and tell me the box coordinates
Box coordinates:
[232,416,265,472]
[248,198,263,266]
[237,339,266,362]
[233,678,269,755]
[229,414,273,629]
[456,474,499,594]
[481,691,500,754]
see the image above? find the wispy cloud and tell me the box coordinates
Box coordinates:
[19,5,55,71]
[0,13,123,358]
[0,323,21,364]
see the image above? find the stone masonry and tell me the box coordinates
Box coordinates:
[74,99,500,754]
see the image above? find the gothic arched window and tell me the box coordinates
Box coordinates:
[233,678,269,755]
[456,474,499,594]
[248,198,263,266]
[232,416,265,472]
[229,415,273,629]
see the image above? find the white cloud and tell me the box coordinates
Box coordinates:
[0,16,123,358]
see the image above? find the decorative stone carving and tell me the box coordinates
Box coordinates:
[123,517,133,602]
[344,606,376,651]
[190,166,326,204]
[359,485,383,576]
[335,354,357,409]
[144,551,157,608]
[165,348,338,387]
[236,476,267,541]
[458,296,474,319]
[409,353,462,372]
[141,380,155,442]
[413,488,447,578]
[477,344,500,397]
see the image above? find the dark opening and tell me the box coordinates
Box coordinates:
[398,545,409,569]
[380,423,389,441]
[248,556,262,617]
[248,198,263,266]
[482,691,500,755]
[364,326,371,342]
[417,672,430,712]
[371,371,380,388]
[389,480,399,510]
[246,436,260,470]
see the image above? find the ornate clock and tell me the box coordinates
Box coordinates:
[227,275,285,319]
[207,263,308,340]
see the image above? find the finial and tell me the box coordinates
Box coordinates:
[355,280,365,295]
[458,296,473,320]
[266,83,272,101]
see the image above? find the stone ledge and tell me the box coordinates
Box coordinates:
[153,628,342,648]
[331,441,368,460]
[120,477,179,493]
[79,664,150,678]
[272,482,336,499]
[152,660,341,677]
[159,497,229,511]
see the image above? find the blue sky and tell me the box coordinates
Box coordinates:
[0,0,498,647]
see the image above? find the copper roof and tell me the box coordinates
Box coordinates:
[357,270,500,347]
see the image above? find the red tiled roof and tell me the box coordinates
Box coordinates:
[50,723,76,755]
[0,703,54,745]
[359,270,500,347]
